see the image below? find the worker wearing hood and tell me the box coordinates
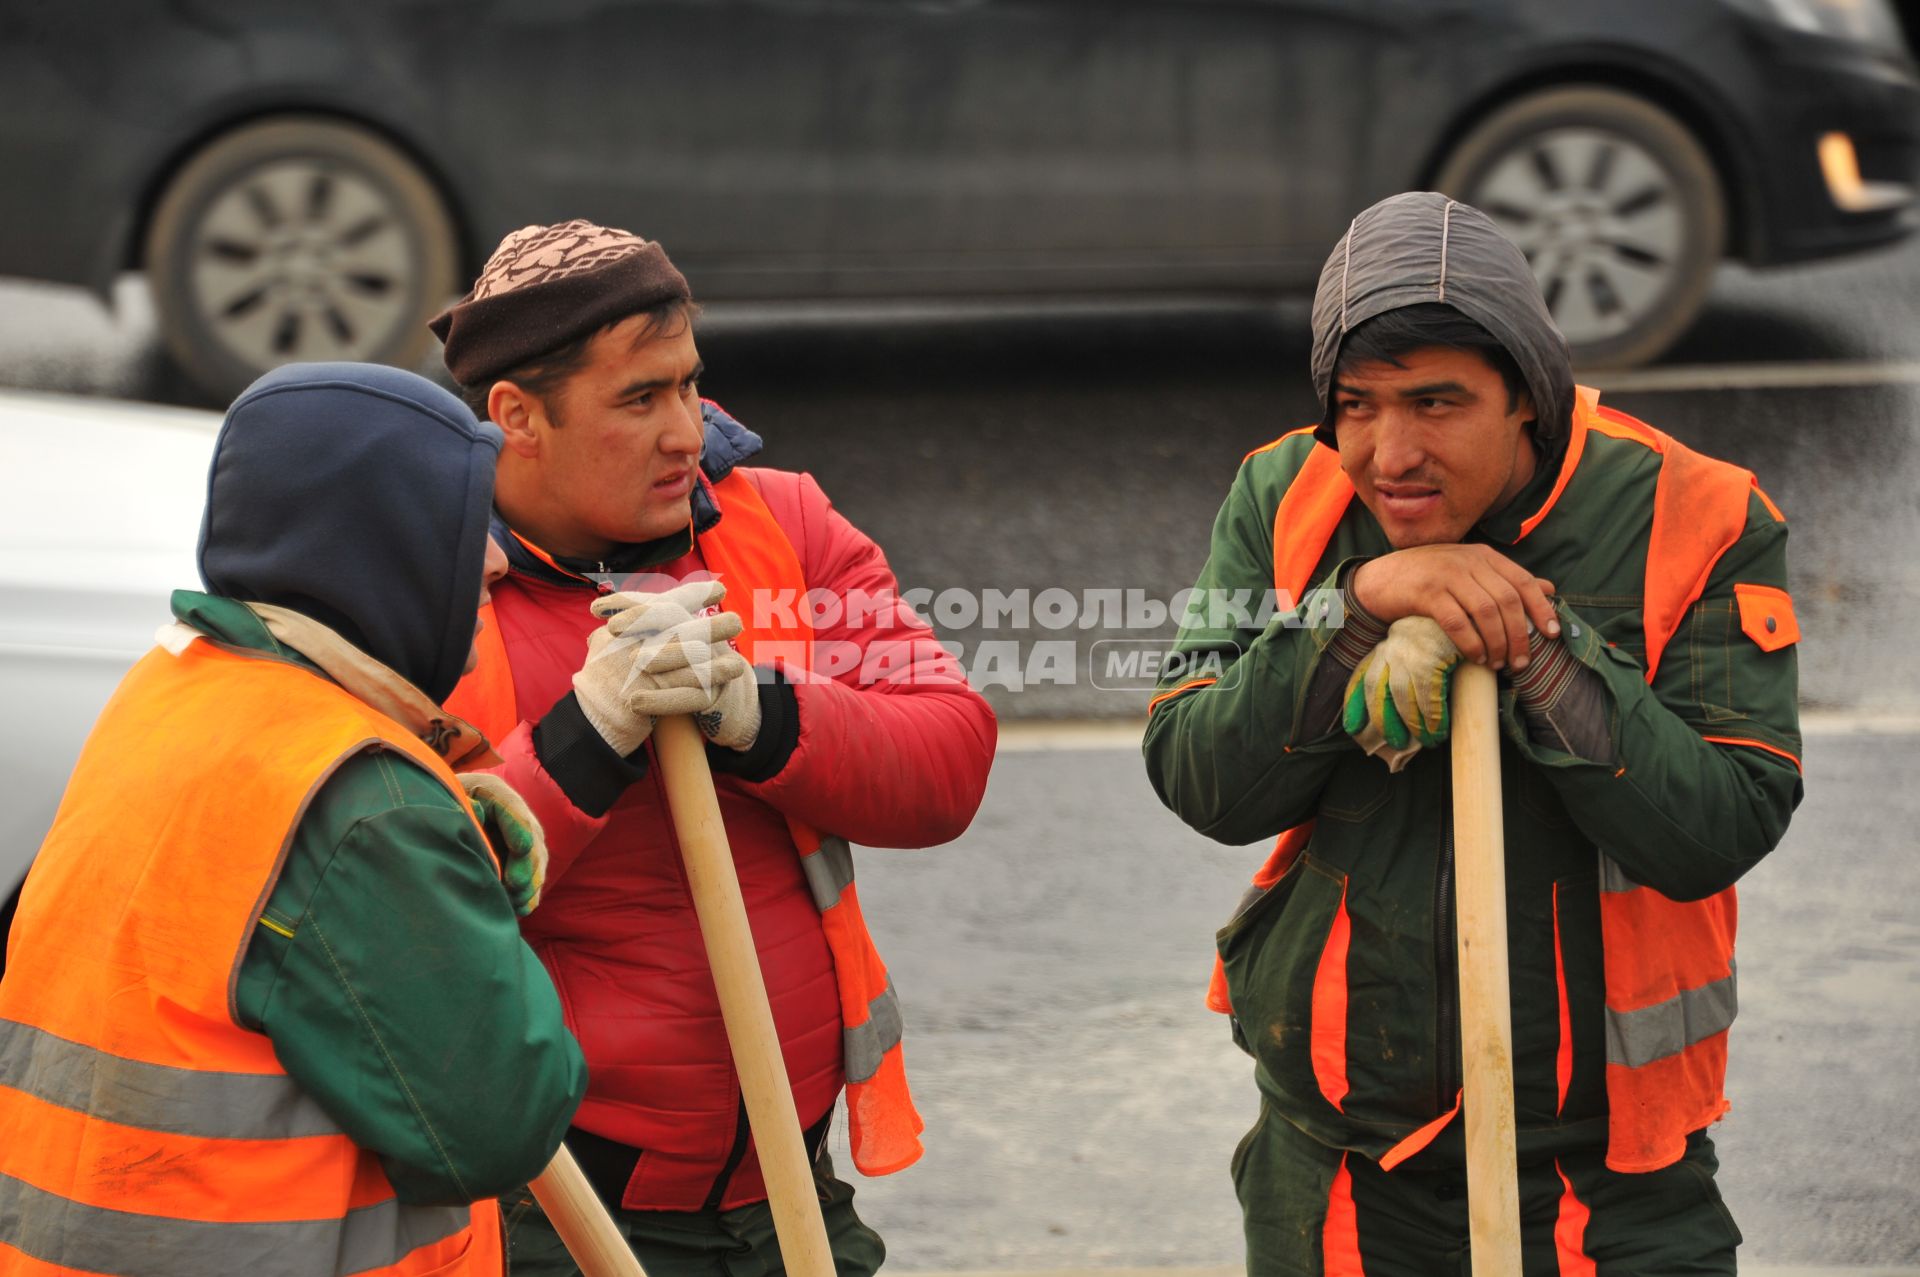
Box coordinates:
[0,364,586,1275]
[1144,193,1801,1274]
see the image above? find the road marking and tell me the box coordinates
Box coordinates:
[1591,360,1920,393]
[999,721,1144,752]
[999,712,1918,753]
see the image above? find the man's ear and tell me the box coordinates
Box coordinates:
[488,381,544,458]
[1513,387,1537,431]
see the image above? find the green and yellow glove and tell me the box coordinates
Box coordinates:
[459,774,549,916]
[1342,616,1461,773]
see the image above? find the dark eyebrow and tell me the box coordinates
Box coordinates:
[1399,380,1472,399]
[614,361,704,401]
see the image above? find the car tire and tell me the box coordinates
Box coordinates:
[1433,86,1726,369]
[145,117,459,402]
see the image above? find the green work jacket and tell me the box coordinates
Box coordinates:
[172,592,589,1204]
[1143,423,1802,1167]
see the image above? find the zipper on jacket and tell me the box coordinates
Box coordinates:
[1435,766,1460,1115]
[704,1093,754,1210]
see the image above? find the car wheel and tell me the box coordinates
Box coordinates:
[1433,86,1726,369]
[145,117,458,401]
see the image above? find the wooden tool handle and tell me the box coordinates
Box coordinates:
[1450,663,1522,1277]
[653,715,837,1277]
[529,1143,647,1277]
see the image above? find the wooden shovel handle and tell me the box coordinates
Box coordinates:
[1450,663,1521,1277]
[652,715,837,1277]
[529,1143,646,1277]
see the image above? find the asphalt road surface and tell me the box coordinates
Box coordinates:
[847,727,1918,1270]
[3,236,1918,1270]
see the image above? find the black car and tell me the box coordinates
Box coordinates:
[2,0,1915,398]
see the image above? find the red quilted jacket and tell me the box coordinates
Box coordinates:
[477,462,994,1211]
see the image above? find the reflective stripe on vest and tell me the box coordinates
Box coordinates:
[0,642,500,1276]
[694,470,926,1177]
[0,1019,338,1139]
[1598,857,1739,1071]
[0,1173,471,1277]
[796,839,905,1085]
[1187,388,1759,1173]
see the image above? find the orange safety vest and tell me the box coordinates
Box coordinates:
[0,640,504,1276]
[451,470,925,1178]
[1171,387,1774,1174]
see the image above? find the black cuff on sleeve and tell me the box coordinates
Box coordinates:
[706,671,800,784]
[1325,559,1389,668]
[532,691,650,817]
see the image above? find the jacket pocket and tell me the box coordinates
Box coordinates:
[1217,854,1352,1117]
[1556,595,1644,668]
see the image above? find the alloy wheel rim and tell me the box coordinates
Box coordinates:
[184,159,417,370]
[1467,127,1688,347]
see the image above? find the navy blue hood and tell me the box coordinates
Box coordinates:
[198,363,505,704]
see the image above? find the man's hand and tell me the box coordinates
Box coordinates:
[1343,617,1461,772]
[1350,544,1559,671]
[623,612,763,751]
[594,579,727,641]
[572,623,664,755]
[571,580,735,754]
[579,580,762,752]
[459,774,548,916]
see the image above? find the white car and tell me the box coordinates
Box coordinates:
[0,391,216,900]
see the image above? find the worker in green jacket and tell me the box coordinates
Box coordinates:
[200,366,593,1209]
[1143,193,1801,1276]
[1,364,598,1274]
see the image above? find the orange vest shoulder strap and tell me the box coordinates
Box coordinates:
[696,470,815,668]
[692,468,929,1177]
[1270,442,1355,603]
[1578,395,1757,684]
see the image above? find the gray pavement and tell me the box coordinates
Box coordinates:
[846,730,1920,1270]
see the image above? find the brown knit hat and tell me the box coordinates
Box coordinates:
[430,219,692,387]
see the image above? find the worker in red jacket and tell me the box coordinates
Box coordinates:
[431,220,997,1276]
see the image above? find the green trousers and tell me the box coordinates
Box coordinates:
[1233,1101,1741,1276]
[503,1153,885,1277]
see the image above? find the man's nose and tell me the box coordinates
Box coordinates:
[479,536,509,602]
[665,396,705,456]
[1371,413,1425,477]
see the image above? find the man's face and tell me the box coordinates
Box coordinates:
[505,313,706,557]
[1332,346,1538,548]
[464,534,510,675]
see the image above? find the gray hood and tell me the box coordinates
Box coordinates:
[1309,191,1574,467]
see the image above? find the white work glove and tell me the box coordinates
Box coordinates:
[579,580,763,752]
[570,580,728,754]
[595,579,729,643]
[615,607,762,753]
[1342,617,1461,773]
[571,624,661,755]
